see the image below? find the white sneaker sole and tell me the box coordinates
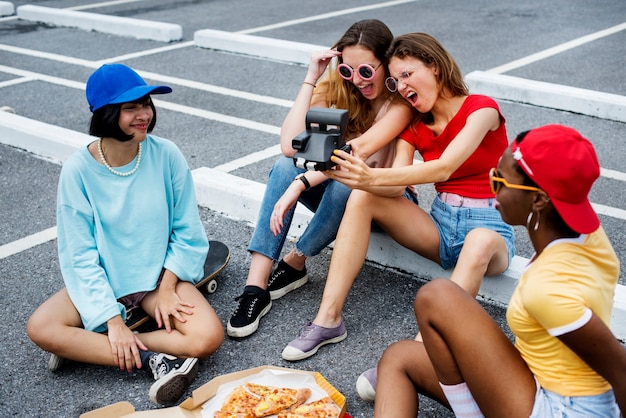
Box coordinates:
[226,301,272,338]
[48,353,67,372]
[356,372,376,402]
[281,331,347,361]
[269,275,309,300]
[148,357,198,405]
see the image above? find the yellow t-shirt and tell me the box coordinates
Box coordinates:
[506,227,619,396]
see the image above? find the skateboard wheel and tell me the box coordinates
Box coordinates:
[206,279,218,294]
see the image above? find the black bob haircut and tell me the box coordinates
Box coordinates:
[89,96,157,141]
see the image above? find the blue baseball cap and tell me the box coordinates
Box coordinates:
[86,64,172,112]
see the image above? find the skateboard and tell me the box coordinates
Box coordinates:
[125,240,230,331]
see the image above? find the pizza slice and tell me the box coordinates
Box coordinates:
[277,396,341,418]
[213,412,255,418]
[245,383,312,417]
[216,385,261,415]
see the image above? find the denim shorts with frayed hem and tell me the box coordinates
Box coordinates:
[529,379,619,418]
[430,195,515,270]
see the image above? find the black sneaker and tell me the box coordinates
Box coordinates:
[267,259,309,300]
[227,285,272,338]
[148,353,198,405]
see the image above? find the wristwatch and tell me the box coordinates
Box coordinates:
[295,173,311,191]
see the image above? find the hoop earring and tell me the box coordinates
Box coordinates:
[526,211,540,231]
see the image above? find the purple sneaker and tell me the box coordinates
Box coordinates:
[356,367,377,402]
[281,321,347,361]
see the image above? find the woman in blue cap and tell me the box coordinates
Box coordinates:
[27,64,223,406]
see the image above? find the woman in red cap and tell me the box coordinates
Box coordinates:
[27,64,224,406]
[374,124,625,417]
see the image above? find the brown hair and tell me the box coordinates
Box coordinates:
[315,19,401,139]
[387,32,468,125]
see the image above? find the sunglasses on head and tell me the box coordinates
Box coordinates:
[489,168,543,195]
[337,62,381,81]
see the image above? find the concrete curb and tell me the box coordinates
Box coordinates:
[0,111,91,164]
[0,1,14,17]
[16,5,182,42]
[466,71,626,123]
[192,167,626,340]
[194,29,324,65]
[1,89,625,342]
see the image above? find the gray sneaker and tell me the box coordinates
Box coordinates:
[148,353,198,405]
[356,367,377,402]
[281,321,347,361]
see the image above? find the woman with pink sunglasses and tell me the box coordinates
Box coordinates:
[280,32,514,369]
[226,19,415,339]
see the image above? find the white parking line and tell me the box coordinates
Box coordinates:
[68,0,144,11]
[602,167,626,182]
[0,76,31,88]
[238,0,419,34]
[0,227,57,260]
[214,145,282,172]
[487,22,626,74]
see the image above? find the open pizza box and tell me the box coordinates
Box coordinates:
[80,365,347,418]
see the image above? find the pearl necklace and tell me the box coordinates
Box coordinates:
[97,138,142,177]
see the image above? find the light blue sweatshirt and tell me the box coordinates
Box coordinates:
[56,135,209,332]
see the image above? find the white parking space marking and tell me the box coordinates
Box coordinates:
[0,47,294,107]
[100,41,195,65]
[487,21,626,74]
[593,203,626,220]
[602,167,626,182]
[0,44,98,68]
[238,0,419,34]
[0,76,31,88]
[214,145,282,173]
[68,0,145,11]
[0,64,86,89]
[0,227,57,260]
[154,99,280,135]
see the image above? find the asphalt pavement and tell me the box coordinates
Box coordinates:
[1,1,625,417]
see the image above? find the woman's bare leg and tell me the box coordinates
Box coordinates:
[375,339,448,418]
[245,252,275,289]
[27,289,122,367]
[312,190,440,328]
[283,248,306,271]
[138,281,223,358]
[449,228,510,297]
[414,228,510,342]
[416,279,536,417]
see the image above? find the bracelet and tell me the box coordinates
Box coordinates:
[302,81,316,88]
[295,173,311,191]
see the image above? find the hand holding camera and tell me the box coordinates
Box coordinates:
[292,108,351,171]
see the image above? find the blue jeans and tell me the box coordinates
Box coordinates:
[430,195,516,270]
[530,380,619,418]
[248,156,351,259]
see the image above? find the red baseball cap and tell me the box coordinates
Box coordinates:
[511,124,600,234]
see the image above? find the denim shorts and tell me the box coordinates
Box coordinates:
[530,379,619,418]
[430,195,515,270]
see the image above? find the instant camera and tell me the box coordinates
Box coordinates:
[292,108,351,171]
